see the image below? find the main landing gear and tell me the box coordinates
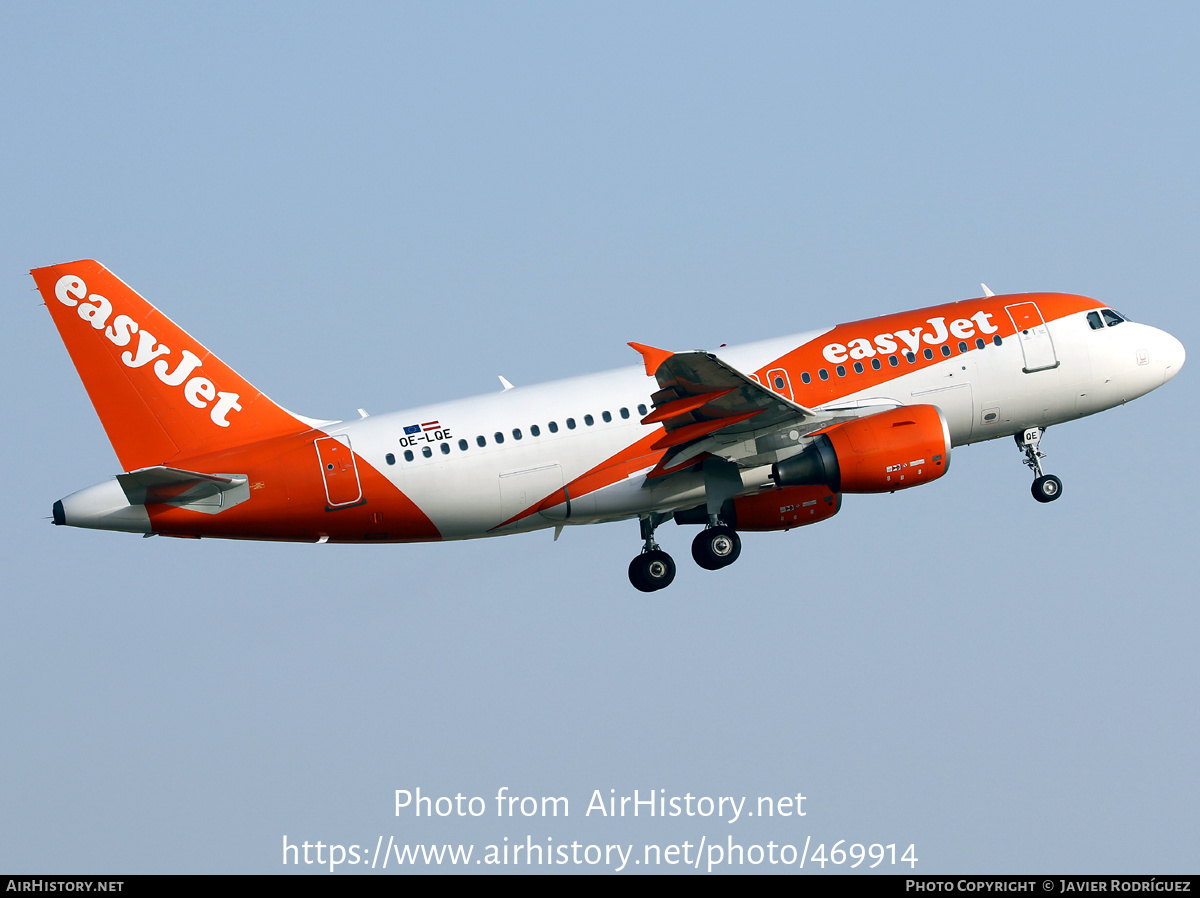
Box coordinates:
[691,525,741,570]
[1016,426,1063,503]
[628,513,675,592]
[627,514,743,591]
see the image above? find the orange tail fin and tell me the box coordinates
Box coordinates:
[33,260,309,471]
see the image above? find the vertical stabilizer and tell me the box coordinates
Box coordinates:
[33,260,309,470]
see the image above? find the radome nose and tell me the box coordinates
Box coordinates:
[1163,333,1186,383]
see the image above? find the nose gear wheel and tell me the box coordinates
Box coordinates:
[1032,474,1063,503]
[1016,427,1062,503]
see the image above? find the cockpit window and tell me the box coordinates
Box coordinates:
[1101,309,1125,327]
[1087,311,1103,330]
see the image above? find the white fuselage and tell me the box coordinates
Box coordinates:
[318,307,1182,540]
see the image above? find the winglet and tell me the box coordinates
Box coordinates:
[628,342,674,377]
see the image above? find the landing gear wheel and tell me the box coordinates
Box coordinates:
[629,550,676,592]
[691,525,742,571]
[1032,474,1063,503]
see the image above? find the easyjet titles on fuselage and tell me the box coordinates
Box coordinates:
[821,311,1000,363]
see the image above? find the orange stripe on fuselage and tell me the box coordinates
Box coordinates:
[490,429,668,530]
[753,293,1102,403]
[144,430,441,543]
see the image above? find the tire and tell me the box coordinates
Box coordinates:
[691,525,742,570]
[628,550,676,592]
[1032,474,1063,503]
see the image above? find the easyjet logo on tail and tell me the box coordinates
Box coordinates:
[821,311,1000,364]
[53,274,242,427]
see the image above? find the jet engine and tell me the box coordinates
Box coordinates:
[772,404,951,493]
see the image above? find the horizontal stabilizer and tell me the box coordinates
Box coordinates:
[116,466,250,514]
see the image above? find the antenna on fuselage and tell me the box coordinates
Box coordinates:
[981,283,996,297]
[498,376,514,391]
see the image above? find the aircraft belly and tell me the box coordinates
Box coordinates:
[565,471,706,523]
[498,463,565,528]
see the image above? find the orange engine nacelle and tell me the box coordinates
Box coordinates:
[772,404,951,493]
[729,484,841,532]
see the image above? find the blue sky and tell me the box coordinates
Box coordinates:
[2,2,1197,873]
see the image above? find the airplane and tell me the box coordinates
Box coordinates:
[35,259,1185,592]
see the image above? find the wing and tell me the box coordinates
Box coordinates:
[629,343,827,478]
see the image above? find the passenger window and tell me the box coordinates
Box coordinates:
[494,432,505,444]
[476,435,486,447]
[441,443,450,455]
[512,428,522,440]
[836,365,846,377]
[585,414,594,426]
[871,358,881,370]
[386,453,395,465]
[458,439,468,451]
[958,341,968,353]
[620,408,630,419]
[818,369,829,381]
[421,446,432,458]
[1102,309,1124,327]
[906,352,916,363]
[941,345,951,357]
[548,421,559,433]
[530,424,540,437]
[801,371,811,384]
[773,375,786,389]
[975,338,985,350]
[853,361,864,374]
[404,450,414,462]
[889,355,899,367]
[637,404,648,416]
[992,335,1002,346]
[924,348,934,360]
[567,418,576,430]
[602,411,612,423]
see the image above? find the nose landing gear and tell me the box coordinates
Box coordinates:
[1016,427,1063,503]
[1032,473,1062,502]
